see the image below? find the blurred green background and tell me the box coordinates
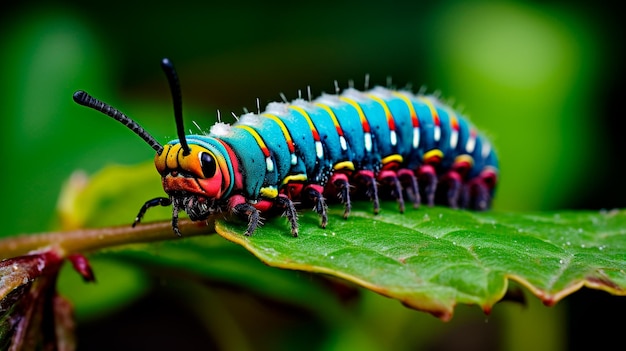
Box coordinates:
[0,0,624,350]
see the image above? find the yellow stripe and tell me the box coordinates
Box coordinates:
[235,125,268,153]
[454,154,474,167]
[339,97,368,128]
[333,161,355,171]
[289,105,318,135]
[281,174,308,185]
[262,113,295,148]
[315,102,342,132]
[381,154,403,165]
[367,94,393,123]
[260,186,278,198]
[392,92,417,121]
[418,96,438,120]
[423,149,443,163]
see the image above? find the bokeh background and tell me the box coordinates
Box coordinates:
[1,0,624,350]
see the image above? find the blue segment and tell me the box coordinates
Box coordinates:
[483,139,499,169]
[359,98,391,161]
[383,97,413,157]
[405,96,438,167]
[239,116,292,183]
[431,101,457,168]
[328,101,367,168]
[293,104,344,181]
[210,127,268,198]
[454,116,472,158]
[277,108,319,177]
[467,136,487,179]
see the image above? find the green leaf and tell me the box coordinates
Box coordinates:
[215,202,626,321]
[53,163,626,322]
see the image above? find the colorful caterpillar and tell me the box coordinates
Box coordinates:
[73,58,498,237]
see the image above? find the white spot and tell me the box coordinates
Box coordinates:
[291,154,297,165]
[266,157,274,172]
[340,136,347,151]
[390,130,397,146]
[434,126,441,142]
[450,130,458,149]
[413,128,420,148]
[466,136,476,153]
[315,141,324,159]
[482,142,491,158]
[364,132,372,152]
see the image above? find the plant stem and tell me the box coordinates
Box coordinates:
[0,219,214,260]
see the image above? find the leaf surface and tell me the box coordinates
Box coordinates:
[215,202,626,320]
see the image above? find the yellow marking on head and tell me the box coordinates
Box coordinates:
[164,144,182,170]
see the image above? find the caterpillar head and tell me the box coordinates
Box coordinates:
[155,140,237,202]
[73,58,239,227]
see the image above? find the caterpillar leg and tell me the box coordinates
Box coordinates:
[397,168,420,209]
[171,205,183,237]
[330,172,352,219]
[232,202,261,236]
[464,180,489,210]
[439,170,463,209]
[305,184,328,228]
[133,197,172,227]
[417,165,437,207]
[462,168,498,210]
[378,170,405,213]
[276,194,299,237]
[354,170,380,214]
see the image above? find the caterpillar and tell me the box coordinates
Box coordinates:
[73,58,498,237]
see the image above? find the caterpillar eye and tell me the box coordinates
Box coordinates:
[199,152,216,178]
